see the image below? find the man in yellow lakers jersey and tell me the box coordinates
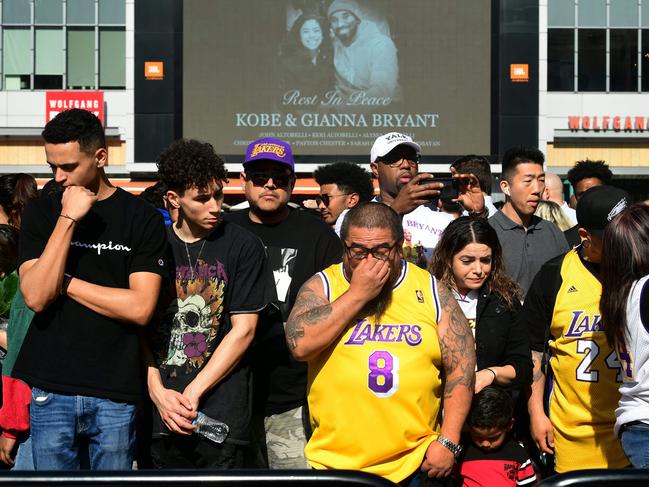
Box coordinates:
[524,185,630,473]
[286,202,476,484]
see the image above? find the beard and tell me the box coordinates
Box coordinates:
[361,260,402,322]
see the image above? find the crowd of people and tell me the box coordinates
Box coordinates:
[0,108,646,487]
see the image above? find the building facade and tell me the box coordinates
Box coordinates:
[541,0,649,199]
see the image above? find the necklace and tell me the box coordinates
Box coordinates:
[184,239,206,280]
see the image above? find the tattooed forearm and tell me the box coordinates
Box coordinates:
[531,350,545,382]
[285,276,332,350]
[437,285,476,397]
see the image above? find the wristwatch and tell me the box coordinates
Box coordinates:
[436,434,463,457]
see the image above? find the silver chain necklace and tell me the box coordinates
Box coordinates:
[184,239,206,280]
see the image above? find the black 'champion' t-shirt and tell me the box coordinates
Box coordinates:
[14,188,168,402]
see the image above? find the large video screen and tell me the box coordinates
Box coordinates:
[184,0,491,158]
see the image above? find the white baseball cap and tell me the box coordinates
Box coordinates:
[370,132,422,163]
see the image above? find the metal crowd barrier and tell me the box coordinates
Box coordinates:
[539,468,649,487]
[0,469,398,486]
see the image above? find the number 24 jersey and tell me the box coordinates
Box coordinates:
[305,261,443,483]
[526,249,628,473]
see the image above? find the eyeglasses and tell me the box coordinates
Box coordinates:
[379,153,420,168]
[245,171,293,189]
[344,242,397,261]
[316,193,350,207]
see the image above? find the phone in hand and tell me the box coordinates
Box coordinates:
[418,177,459,204]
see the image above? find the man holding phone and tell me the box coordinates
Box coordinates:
[369,132,485,266]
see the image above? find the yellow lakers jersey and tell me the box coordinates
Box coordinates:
[548,249,628,472]
[305,261,443,483]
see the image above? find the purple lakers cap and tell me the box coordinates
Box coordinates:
[243,138,294,171]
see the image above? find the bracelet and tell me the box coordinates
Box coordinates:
[60,273,73,296]
[486,368,497,381]
[59,213,78,224]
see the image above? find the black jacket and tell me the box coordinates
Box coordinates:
[475,286,533,389]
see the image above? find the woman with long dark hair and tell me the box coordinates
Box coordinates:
[278,13,334,97]
[0,174,38,229]
[429,216,531,393]
[600,203,649,468]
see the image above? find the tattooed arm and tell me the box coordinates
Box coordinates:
[528,349,554,454]
[422,283,476,479]
[286,256,390,362]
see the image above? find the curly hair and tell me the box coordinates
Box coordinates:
[566,159,612,188]
[429,216,521,307]
[157,139,228,193]
[0,174,38,228]
[313,162,374,202]
[42,108,106,155]
[468,386,514,430]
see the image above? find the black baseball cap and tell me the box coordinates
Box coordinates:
[576,185,629,236]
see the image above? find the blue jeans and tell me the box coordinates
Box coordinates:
[13,434,34,470]
[30,387,136,470]
[620,421,649,469]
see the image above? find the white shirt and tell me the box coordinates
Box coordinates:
[452,288,479,338]
[616,275,649,434]
[401,204,453,262]
[484,195,499,218]
[561,201,577,226]
[334,208,349,237]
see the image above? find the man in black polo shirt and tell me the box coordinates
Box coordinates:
[14,109,168,470]
[488,147,569,295]
[226,138,341,468]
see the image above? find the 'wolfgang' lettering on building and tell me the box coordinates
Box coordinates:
[344,319,422,346]
[71,240,132,255]
[568,115,647,132]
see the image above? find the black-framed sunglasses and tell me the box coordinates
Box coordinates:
[378,147,421,168]
[344,242,397,261]
[315,193,350,207]
[245,171,293,189]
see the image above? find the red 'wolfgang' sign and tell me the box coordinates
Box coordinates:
[46,91,105,125]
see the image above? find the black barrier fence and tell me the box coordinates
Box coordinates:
[539,468,649,487]
[0,469,397,487]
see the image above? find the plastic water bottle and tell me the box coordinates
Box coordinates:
[193,411,229,444]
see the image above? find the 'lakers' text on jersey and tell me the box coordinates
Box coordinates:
[305,261,443,483]
[526,249,628,473]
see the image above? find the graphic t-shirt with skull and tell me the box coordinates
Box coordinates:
[150,221,269,444]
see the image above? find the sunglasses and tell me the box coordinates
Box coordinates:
[315,193,350,207]
[379,153,420,168]
[245,171,293,189]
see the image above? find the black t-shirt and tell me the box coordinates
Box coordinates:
[149,221,269,444]
[225,208,342,415]
[14,188,168,402]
